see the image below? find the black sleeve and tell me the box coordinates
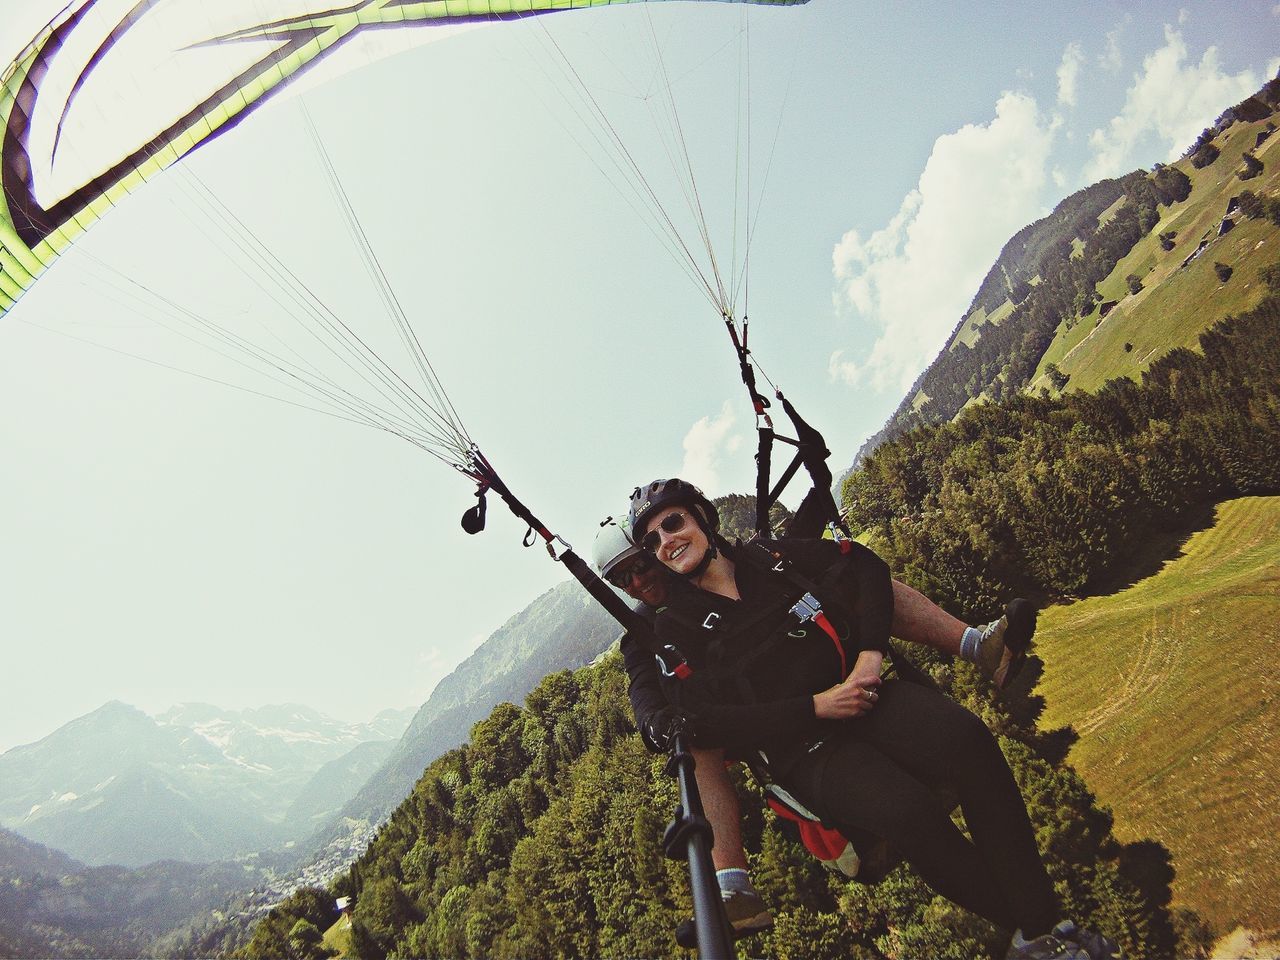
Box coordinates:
[620,631,670,730]
[680,692,821,754]
[844,541,893,656]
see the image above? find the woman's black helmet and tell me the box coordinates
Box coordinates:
[629,478,720,541]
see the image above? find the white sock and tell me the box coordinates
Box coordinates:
[715,867,753,896]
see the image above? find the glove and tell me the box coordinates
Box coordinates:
[640,706,692,754]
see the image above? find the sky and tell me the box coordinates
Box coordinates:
[1,1,1277,754]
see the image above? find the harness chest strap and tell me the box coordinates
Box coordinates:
[655,538,858,682]
[745,538,857,678]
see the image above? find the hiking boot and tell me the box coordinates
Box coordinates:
[723,888,773,934]
[976,598,1037,691]
[1005,928,1091,960]
[673,889,773,949]
[1051,921,1122,960]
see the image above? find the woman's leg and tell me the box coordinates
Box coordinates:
[853,680,1059,936]
[783,730,1021,930]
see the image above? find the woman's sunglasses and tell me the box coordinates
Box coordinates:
[640,511,690,553]
[607,552,656,589]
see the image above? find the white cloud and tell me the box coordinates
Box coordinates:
[830,92,1055,393]
[678,400,742,494]
[1099,25,1125,72]
[1057,42,1084,107]
[1082,25,1262,182]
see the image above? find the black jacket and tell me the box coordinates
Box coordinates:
[647,538,892,771]
[620,601,668,735]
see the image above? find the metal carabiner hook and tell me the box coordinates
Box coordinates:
[545,535,572,561]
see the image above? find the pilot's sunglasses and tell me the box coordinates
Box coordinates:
[640,511,690,553]
[607,552,656,589]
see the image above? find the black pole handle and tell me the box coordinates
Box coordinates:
[665,731,736,959]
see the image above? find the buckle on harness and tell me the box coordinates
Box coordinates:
[702,612,722,631]
[790,592,822,622]
[657,646,692,680]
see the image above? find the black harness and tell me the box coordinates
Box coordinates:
[651,538,857,694]
[652,536,934,708]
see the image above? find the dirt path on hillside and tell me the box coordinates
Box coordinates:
[1076,608,1183,736]
[1212,926,1280,959]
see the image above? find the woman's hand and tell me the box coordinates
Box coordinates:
[847,650,884,692]
[813,663,883,720]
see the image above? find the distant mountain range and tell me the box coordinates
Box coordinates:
[0,585,621,957]
[0,824,284,959]
[298,577,620,856]
[0,701,411,866]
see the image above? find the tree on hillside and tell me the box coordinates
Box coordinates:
[1151,165,1191,204]
[1238,191,1265,219]
[1239,152,1263,180]
[287,919,331,960]
[1190,141,1219,169]
[237,888,339,960]
[843,293,1280,610]
[350,877,421,960]
[1261,77,1280,108]
[713,493,793,541]
[1268,197,1280,226]
[1261,262,1280,291]
[1125,274,1143,295]
[1214,262,1233,283]
[1185,127,1215,159]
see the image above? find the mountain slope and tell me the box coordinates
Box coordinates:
[0,825,277,959]
[326,577,618,829]
[851,79,1280,469]
[284,739,396,836]
[0,701,409,866]
[1031,113,1280,395]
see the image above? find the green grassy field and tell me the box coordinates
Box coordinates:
[1033,497,1280,935]
[323,915,355,958]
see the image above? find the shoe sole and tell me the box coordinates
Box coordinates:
[731,910,775,934]
[995,598,1036,692]
[675,912,773,949]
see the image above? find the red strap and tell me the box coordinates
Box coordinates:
[798,820,852,862]
[838,540,853,554]
[766,797,852,862]
[813,611,847,678]
[674,662,693,680]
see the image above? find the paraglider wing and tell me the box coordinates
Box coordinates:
[0,0,807,322]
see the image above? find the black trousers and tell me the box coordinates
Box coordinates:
[781,679,1058,935]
